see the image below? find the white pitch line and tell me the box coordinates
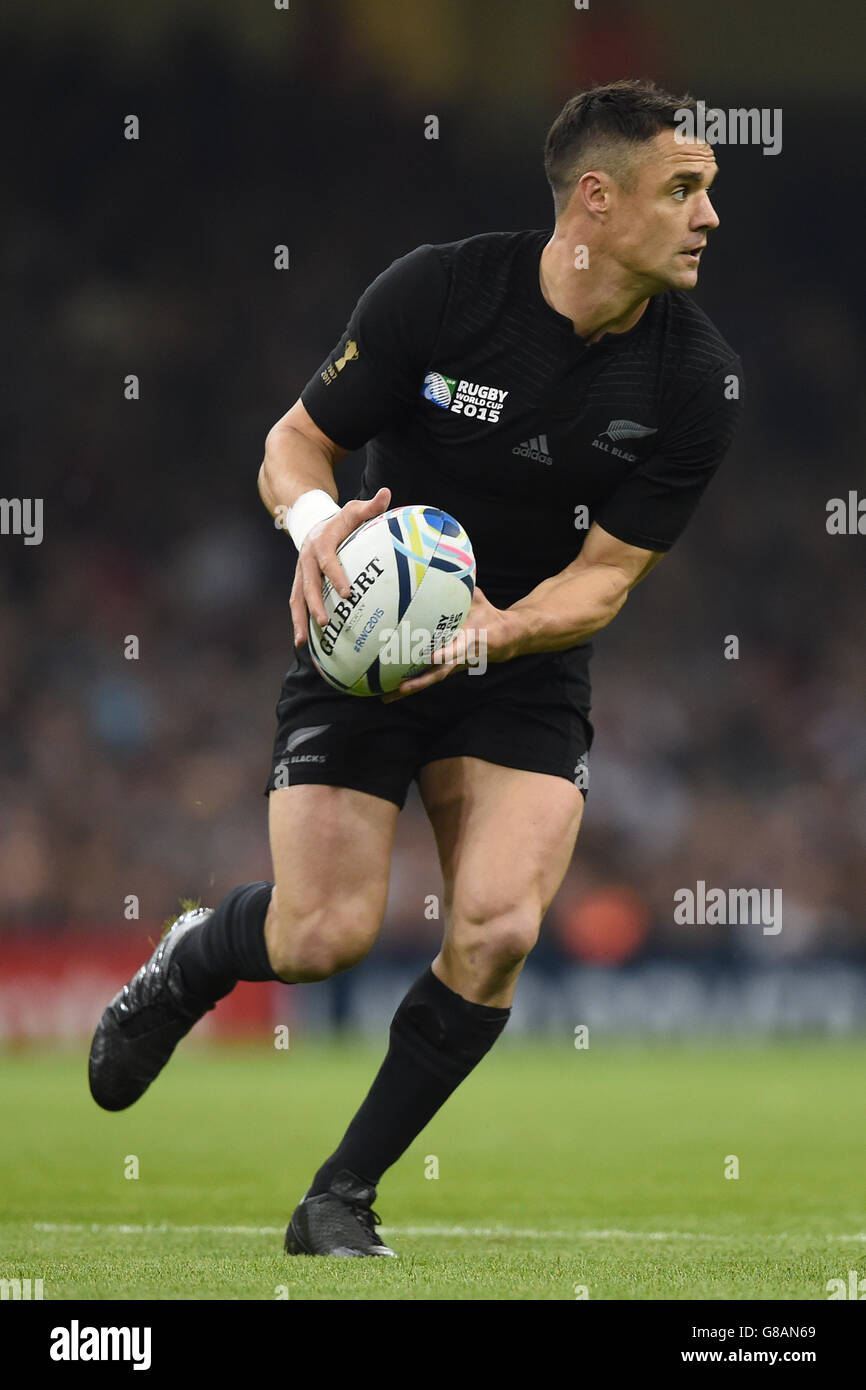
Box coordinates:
[389,1226,724,1240]
[393,1228,866,1242]
[34,1222,284,1236]
[31,1221,866,1242]
[31,1221,720,1240]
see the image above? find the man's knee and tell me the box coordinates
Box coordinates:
[265,891,378,983]
[448,899,542,979]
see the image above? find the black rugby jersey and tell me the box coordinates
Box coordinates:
[300,230,743,610]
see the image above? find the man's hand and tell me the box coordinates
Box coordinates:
[382,585,516,701]
[381,521,666,702]
[290,487,391,645]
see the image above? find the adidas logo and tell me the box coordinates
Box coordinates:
[512,433,553,465]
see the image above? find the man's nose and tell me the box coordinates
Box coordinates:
[695,192,720,231]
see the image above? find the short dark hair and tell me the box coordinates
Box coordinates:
[544,79,698,214]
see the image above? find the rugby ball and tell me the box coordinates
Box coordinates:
[308,505,475,695]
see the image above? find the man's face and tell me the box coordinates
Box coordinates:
[602,131,720,291]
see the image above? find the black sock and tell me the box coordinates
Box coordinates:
[173,881,281,1002]
[309,966,510,1195]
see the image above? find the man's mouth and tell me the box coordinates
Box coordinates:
[681,244,706,260]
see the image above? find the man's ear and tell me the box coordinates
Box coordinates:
[575,171,610,217]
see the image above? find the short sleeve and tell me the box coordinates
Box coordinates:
[594,358,744,552]
[300,244,450,451]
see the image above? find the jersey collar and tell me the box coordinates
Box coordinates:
[528,229,656,356]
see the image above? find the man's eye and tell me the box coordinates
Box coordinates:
[673,187,687,200]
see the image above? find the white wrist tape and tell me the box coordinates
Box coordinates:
[287,489,341,550]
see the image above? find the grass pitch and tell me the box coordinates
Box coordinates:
[2,1037,864,1300]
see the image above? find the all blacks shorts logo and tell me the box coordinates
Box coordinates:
[422,371,508,424]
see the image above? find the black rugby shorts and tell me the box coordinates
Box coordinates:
[264,642,593,808]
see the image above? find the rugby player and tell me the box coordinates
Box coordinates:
[89,80,743,1257]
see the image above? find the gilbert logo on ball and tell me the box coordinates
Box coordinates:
[308,505,475,696]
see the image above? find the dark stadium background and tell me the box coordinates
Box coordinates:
[2,0,864,1041]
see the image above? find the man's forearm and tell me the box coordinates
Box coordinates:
[258,421,340,520]
[501,562,632,657]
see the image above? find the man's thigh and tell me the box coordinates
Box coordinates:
[266,784,400,972]
[417,756,584,1002]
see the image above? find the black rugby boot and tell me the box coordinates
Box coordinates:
[285,1170,397,1258]
[88,907,216,1112]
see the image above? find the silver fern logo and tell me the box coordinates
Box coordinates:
[592,419,658,462]
[600,420,657,442]
[285,724,331,753]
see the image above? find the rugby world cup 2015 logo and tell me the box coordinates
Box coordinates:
[422,371,508,424]
[422,371,457,409]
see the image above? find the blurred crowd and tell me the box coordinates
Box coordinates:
[2,24,865,962]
